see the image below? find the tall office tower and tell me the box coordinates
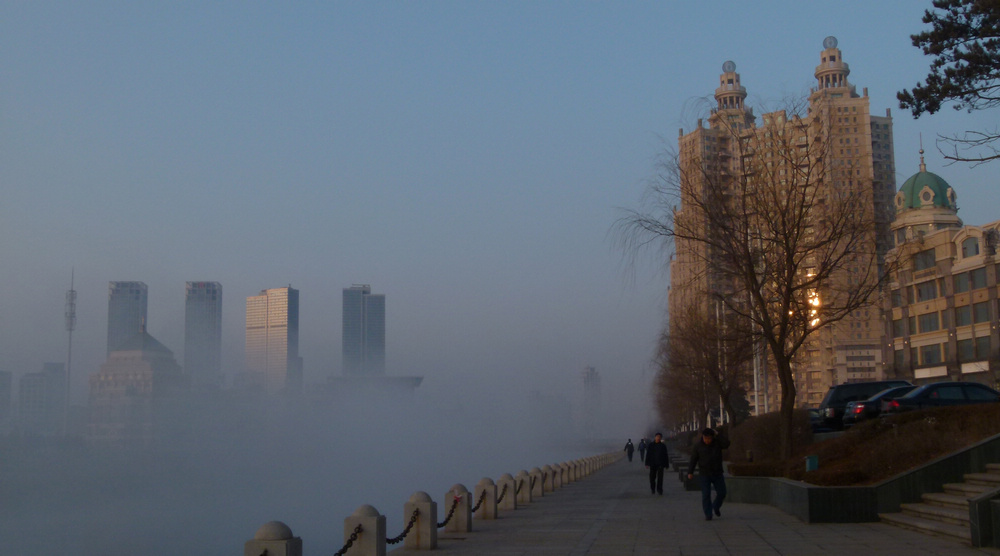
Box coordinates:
[19,363,66,436]
[342,285,386,375]
[245,287,302,393]
[107,281,148,355]
[670,37,895,409]
[184,282,223,390]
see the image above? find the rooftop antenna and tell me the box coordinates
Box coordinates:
[64,269,77,436]
[919,133,927,172]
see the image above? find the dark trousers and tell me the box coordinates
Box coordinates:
[627,452,633,461]
[699,474,727,517]
[649,466,665,493]
[639,450,645,462]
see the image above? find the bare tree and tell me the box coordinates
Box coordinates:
[653,302,753,429]
[617,104,889,459]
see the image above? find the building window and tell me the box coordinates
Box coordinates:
[913,248,936,271]
[916,281,938,301]
[920,344,942,365]
[954,272,970,293]
[958,338,975,362]
[890,289,902,307]
[971,267,988,289]
[919,312,940,333]
[908,316,917,334]
[977,336,991,359]
[956,305,972,326]
[894,349,906,369]
[974,301,991,323]
[962,237,980,258]
[892,319,904,337]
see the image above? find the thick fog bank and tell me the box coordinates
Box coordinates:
[1,386,625,555]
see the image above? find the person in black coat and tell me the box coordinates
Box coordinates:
[624,439,635,461]
[687,428,730,520]
[637,438,647,462]
[644,432,669,495]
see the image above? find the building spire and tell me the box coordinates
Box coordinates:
[919,133,926,172]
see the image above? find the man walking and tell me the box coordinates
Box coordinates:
[644,432,669,495]
[624,438,635,462]
[637,438,647,462]
[687,428,730,520]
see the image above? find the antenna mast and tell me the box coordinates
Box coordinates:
[64,269,77,435]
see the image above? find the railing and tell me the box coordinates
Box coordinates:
[242,451,623,555]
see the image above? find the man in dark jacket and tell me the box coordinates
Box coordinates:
[687,428,730,520]
[637,438,647,462]
[624,438,635,461]
[644,432,669,494]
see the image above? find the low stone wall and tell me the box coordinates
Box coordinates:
[726,431,1000,524]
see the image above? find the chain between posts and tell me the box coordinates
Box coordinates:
[333,524,363,556]
[436,496,460,528]
[496,482,509,503]
[529,476,537,491]
[386,508,420,545]
[470,488,488,512]
[515,478,523,495]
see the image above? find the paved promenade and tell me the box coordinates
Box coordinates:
[390,458,1000,555]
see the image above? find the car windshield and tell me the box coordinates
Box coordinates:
[868,385,916,401]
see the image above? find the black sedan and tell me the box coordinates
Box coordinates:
[885,381,1000,413]
[842,385,917,427]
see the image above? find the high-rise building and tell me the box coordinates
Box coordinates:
[19,363,66,436]
[184,282,223,390]
[88,328,183,445]
[245,287,302,393]
[107,281,148,355]
[670,37,895,409]
[342,285,386,375]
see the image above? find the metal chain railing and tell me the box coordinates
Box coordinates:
[495,482,509,504]
[529,476,537,491]
[386,508,420,545]
[333,524,363,556]
[515,478,524,495]
[469,488,488,513]
[436,496,460,528]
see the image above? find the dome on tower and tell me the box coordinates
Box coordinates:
[894,150,957,211]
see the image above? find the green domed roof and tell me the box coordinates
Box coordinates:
[897,155,956,211]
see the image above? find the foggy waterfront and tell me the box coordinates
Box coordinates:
[1,386,614,556]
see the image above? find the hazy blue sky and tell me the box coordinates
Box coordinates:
[2,1,995,414]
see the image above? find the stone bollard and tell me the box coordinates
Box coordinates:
[403,491,437,550]
[343,504,386,556]
[444,483,473,533]
[529,467,545,498]
[474,477,498,520]
[515,470,532,505]
[551,464,562,489]
[560,462,570,484]
[497,473,518,511]
[541,465,555,492]
[567,461,577,482]
[244,521,302,556]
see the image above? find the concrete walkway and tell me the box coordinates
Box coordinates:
[390,458,1000,555]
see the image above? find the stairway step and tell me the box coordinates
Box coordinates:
[965,472,1000,486]
[984,463,1000,474]
[922,492,970,510]
[900,502,969,526]
[879,512,971,543]
[943,482,991,497]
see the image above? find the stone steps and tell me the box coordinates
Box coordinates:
[878,463,1000,545]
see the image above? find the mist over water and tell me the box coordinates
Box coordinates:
[1,381,631,556]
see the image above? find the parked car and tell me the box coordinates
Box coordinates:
[886,381,1000,413]
[841,385,917,427]
[816,380,913,431]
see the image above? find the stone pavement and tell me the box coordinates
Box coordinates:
[390,458,1000,555]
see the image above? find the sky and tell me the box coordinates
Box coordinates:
[2,1,997,420]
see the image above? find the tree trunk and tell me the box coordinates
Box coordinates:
[775,356,797,461]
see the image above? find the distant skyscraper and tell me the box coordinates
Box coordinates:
[342,285,386,375]
[245,287,302,392]
[185,282,223,390]
[107,281,148,355]
[19,363,66,436]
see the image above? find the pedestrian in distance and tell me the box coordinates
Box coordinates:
[624,438,635,462]
[644,432,669,495]
[687,428,730,521]
[637,437,647,463]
